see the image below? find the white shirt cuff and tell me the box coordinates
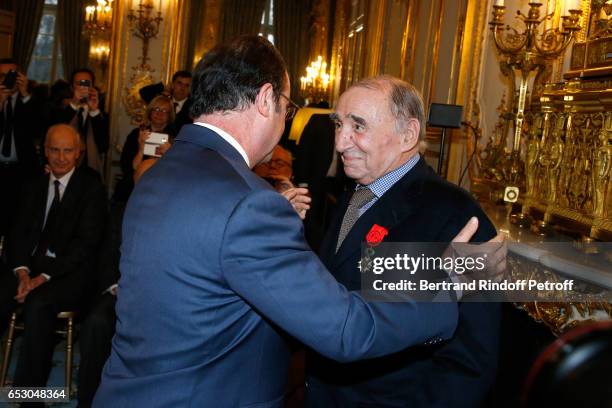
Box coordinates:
[103,283,118,295]
[13,266,30,276]
[41,273,51,281]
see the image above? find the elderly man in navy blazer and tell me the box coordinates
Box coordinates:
[306,76,501,407]
[93,36,488,408]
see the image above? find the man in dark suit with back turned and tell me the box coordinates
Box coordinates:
[92,36,494,408]
[0,124,107,397]
[306,76,501,408]
[0,59,41,240]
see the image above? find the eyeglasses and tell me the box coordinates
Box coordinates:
[279,94,300,121]
[152,107,170,113]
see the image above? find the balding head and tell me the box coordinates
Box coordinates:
[45,124,81,178]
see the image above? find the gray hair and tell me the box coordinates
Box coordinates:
[351,75,425,140]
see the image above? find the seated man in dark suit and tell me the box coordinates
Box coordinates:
[49,68,109,176]
[0,124,107,394]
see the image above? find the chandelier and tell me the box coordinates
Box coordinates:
[300,56,331,103]
[84,0,114,37]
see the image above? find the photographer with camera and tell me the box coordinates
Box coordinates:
[0,58,41,241]
[49,68,109,177]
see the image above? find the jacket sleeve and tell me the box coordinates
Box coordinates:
[220,189,458,363]
[91,113,110,154]
[7,182,39,271]
[120,128,140,181]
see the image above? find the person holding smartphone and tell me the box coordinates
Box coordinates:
[113,96,176,201]
[0,58,40,240]
[49,68,109,177]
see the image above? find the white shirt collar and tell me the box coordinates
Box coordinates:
[50,166,76,189]
[70,102,88,112]
[193,122,250,167]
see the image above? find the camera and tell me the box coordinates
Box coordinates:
[2,70,17,90]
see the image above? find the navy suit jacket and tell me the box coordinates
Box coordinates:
[306,157,501,408]
[94,125,459,408]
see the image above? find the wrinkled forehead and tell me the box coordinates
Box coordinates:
[336,86,389,119]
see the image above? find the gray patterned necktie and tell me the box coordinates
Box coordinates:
[336,187,376,252]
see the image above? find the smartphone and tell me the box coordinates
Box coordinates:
[78,79,91,103]
[2,70,17,89]
[143,132,169,157]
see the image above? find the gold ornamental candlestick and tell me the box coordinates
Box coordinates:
[127,0,163,71]
[489,1,582,187]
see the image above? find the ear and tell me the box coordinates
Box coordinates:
[399,118,420,152]
[254,83,275,118]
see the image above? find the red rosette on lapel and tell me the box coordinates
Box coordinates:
[365,224,388,247]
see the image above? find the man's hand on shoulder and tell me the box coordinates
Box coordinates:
[447,217,508,294]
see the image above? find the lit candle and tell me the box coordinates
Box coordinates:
[494,0,504,6]
[563,0,580,15]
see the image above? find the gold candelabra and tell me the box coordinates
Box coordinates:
[128,0,163,71]
[300,56,331,104]
[489,1,582,188]
[84,0,114,37]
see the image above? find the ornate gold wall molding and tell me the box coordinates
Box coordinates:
[164,0,190,79]
[104,0,128,185]
[365,0,386,77]
[329,0,347,104]
[426,0,444,109]
[457,0,489,184]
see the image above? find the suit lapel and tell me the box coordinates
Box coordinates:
[327,158,431,271]
[58,169,82,218]
[33,175,51,238]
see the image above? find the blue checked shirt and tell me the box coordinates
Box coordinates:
[357,154,420,216]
